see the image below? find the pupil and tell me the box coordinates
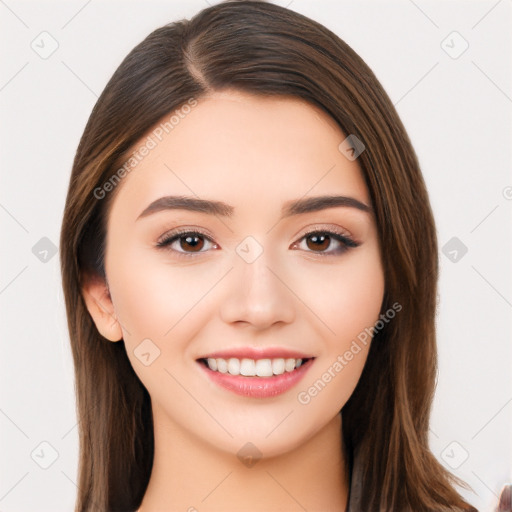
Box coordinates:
[182,235,204,252]
[307,234,330,251]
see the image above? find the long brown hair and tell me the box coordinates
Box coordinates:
[60,1,477,510]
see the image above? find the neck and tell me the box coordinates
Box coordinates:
[138,411,349,512]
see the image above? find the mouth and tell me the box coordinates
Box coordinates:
[196,355,315,398]
[198,356,313,376]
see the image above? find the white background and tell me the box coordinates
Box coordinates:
[0,1,511,511]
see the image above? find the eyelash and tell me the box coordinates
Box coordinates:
[156,227,360,260]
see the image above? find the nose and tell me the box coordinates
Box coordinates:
[219,251,296,330]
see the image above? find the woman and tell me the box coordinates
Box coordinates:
[59,1,478,510]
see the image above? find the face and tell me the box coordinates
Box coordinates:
[85,89,385,458]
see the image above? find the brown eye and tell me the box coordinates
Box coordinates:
[179,234,205,252]
[156,230,217,257]
[305,233,331,252]
[294,230,359,256]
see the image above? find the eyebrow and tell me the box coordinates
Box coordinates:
[136,194,372,221]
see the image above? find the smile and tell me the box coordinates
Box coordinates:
[197,356,315,398]
[202,357,307,376]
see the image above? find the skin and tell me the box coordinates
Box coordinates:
[83,89,385,512]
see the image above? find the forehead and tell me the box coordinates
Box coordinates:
[107,90,370,221]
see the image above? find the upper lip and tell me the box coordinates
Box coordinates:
[198,347,314,360]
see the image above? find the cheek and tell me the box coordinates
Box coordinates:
[292,244,385,345]
[293,249,384,421]
[107,243,229,363]
[106,246,222,391]
[107,245,203,344]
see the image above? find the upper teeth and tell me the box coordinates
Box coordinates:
[206,357,304,376]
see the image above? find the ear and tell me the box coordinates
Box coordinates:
[81,273,123,342]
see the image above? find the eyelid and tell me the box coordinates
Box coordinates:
[294,223,355,242]
[156,226,216,246]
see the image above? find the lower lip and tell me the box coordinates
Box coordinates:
[198,358,314,398]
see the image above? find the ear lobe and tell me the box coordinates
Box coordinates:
[81,274,123,342]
